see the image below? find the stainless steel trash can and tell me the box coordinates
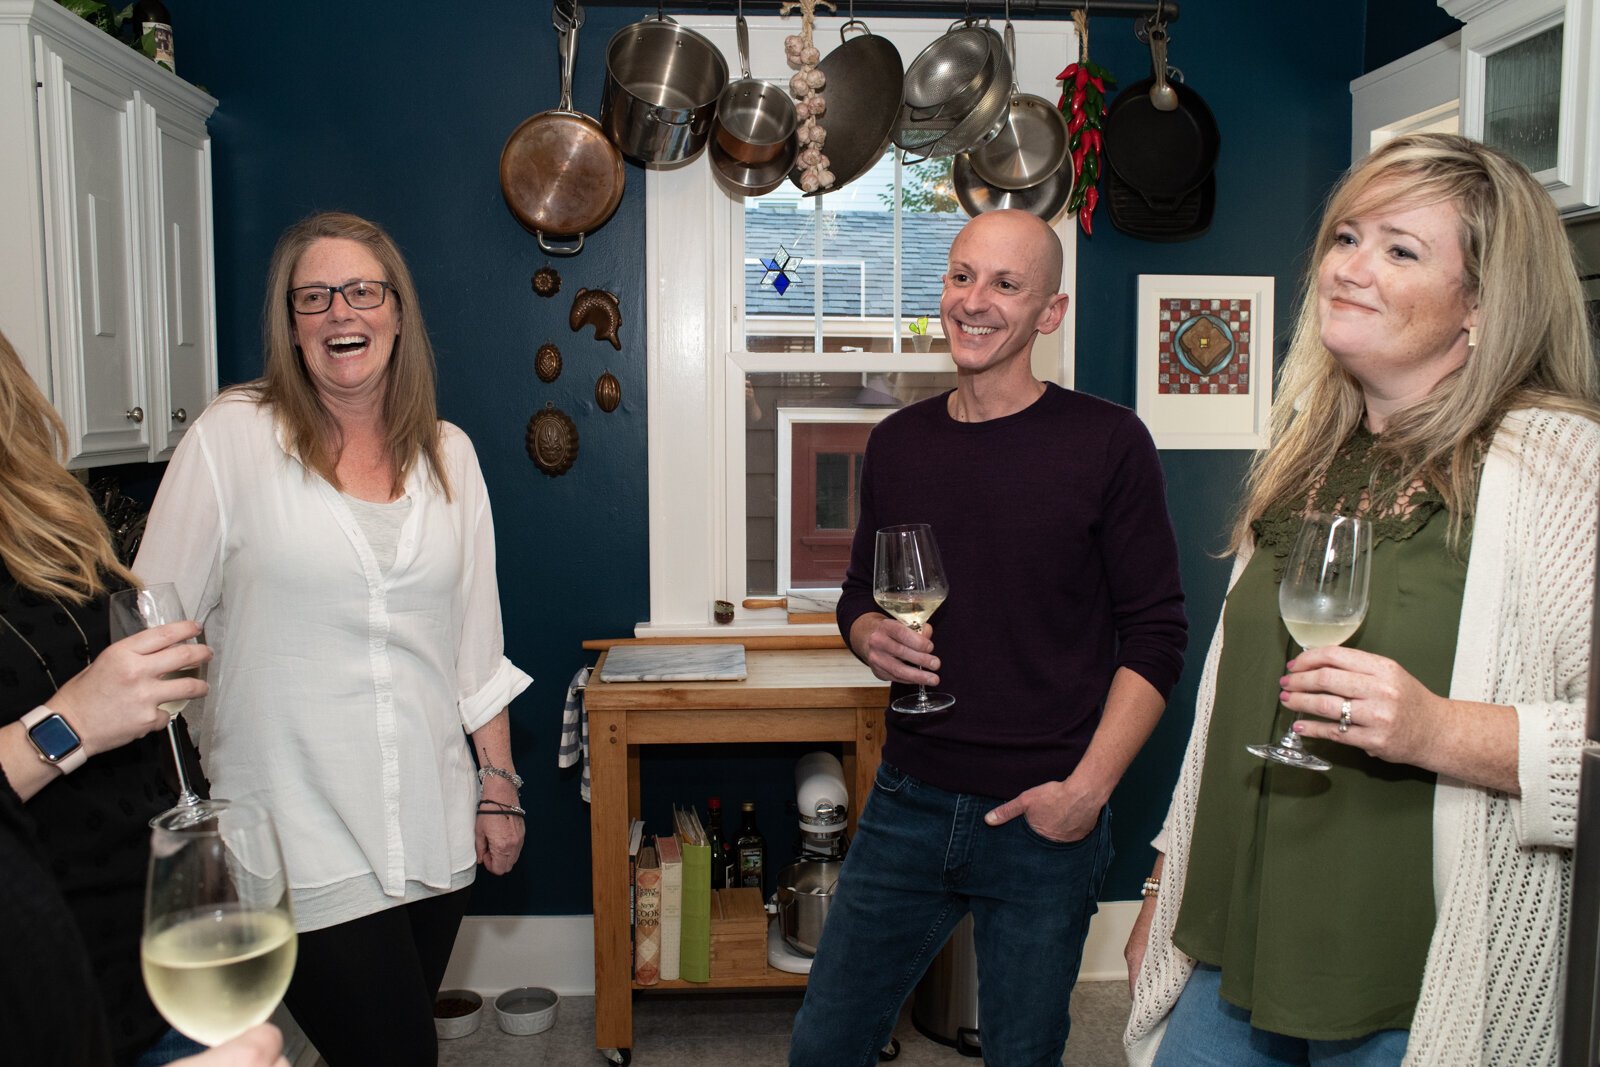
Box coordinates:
[912,913,981,1056]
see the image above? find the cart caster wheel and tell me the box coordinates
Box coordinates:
[878,1037,901,1061]
[601,1049,631,1065]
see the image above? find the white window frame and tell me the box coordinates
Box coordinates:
[775,406,890,594]
[641,15,1079,636]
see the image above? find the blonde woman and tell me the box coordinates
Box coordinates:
[1125,133,1599,1065]
[135,212,531,1067]
[0,331,211,1064]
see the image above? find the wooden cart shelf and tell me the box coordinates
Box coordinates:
[634,968,811,992]
[583,643,887,1059]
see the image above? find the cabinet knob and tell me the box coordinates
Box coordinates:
[125,407,144,424]
[171,408,187,423]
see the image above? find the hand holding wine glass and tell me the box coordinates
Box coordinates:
[873,524,955,714]
[142,800,297,1048]
[1246,512,1373,771]
[110,583,206,806]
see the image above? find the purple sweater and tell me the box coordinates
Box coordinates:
[837,384,1188,799]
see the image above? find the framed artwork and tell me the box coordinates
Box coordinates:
[1136,275,1275,450]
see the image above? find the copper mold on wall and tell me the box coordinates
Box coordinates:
[536,343,563,383]
[570,288,622,350]
[532,266,561,298]
[526,402,579,477]
[595,370,621,413]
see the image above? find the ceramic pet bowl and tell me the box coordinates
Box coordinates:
[495,986,561,1035]
[432,989,483,1039]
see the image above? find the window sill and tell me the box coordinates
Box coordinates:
[633,620,840,640]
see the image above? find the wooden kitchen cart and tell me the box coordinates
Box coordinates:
[582,642,888,1063]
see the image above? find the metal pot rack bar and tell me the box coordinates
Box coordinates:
[576,0,1179,20]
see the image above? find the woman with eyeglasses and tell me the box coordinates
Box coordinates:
[134,212,531,1067]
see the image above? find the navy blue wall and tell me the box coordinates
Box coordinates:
[162,0,1383,915]
[1366,1,1464,72]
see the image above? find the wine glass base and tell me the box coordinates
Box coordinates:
[1245,742,1332,772]
[891,692,955,714]
[149,797,231,830]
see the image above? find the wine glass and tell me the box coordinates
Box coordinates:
[873,523,955,714]
[110,583,204,807]
[1246,512,1373,772]
[141,799,297,1047]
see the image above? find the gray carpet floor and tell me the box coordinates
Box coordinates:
[434,981,1131,1066]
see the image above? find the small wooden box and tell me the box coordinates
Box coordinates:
[709,888,768,979]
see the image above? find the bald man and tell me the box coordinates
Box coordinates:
[790,211,1188,1067]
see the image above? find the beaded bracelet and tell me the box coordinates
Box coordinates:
[1141,877,1161,899]
[477,763,524,790]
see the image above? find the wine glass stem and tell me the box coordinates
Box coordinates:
[165,719,201,806]
[909,620,930,706]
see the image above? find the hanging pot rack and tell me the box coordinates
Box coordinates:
[574,0,1179,21]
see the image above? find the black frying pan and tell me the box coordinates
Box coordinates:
[1102,75,1219,211]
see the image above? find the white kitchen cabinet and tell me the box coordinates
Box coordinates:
[0,0,216,466]
[1444,0,1600,214]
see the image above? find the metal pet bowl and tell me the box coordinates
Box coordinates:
[432,988,483,1040]
[495,986,561,1035]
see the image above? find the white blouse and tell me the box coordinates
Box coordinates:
[134,395,532,931]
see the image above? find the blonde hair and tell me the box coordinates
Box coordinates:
[1232,133,1600,552]
[0,331,137,602]
[236,211,450,500]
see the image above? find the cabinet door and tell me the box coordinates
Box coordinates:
[145,107,215,458]
[35,37,149,464]
[1461,0,1600,213]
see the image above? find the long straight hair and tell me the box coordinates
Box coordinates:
[238,211,450,500]
[0,331,137,601]
[1231,133,1600,552]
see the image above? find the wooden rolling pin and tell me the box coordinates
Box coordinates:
[741,597,837,624]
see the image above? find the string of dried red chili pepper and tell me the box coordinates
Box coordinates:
[1057,11,1114,235]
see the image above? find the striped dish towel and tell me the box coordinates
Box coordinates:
[557,666,591,802]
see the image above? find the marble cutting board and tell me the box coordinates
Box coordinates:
[599,643,748,683]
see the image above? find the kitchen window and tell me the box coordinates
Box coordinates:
[640,15,1079,634]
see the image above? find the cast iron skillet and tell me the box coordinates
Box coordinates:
[1102,74,1220,210]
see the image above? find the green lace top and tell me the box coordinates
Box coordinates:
[1171,427,1471,1040]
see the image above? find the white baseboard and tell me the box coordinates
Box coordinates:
[436,903,1138,996]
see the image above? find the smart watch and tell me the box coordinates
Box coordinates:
[21,705,86,774]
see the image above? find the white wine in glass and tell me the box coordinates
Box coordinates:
[1247,512,1373,772]
[142,799,297,1047]
[873,523,955,714]
[109,583,203,805]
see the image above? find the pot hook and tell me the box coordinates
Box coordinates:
[1144,1,1178,111]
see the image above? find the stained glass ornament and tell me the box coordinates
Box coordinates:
[761,246,801,296]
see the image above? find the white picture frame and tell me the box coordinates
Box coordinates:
[1136,274,1276,450]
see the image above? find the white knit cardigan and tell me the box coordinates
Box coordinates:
[1126,408,1599,1066]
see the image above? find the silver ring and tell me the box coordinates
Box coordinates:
[1338,698,1352,733]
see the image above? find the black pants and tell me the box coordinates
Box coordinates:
[283,886,471,1067]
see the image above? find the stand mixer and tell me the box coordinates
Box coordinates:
[769,751,849,973]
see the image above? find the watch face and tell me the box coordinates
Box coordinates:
[29,714,82,763]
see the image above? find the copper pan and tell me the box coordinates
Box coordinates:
[499,6,624,257]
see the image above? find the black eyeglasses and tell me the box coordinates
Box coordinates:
[288,280,395,314]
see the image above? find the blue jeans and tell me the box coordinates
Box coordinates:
[132,1026,208,1066]
[1153,965,1410,1067]
[789,762,1113,1067]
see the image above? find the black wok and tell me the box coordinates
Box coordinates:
[790,20,904,197]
